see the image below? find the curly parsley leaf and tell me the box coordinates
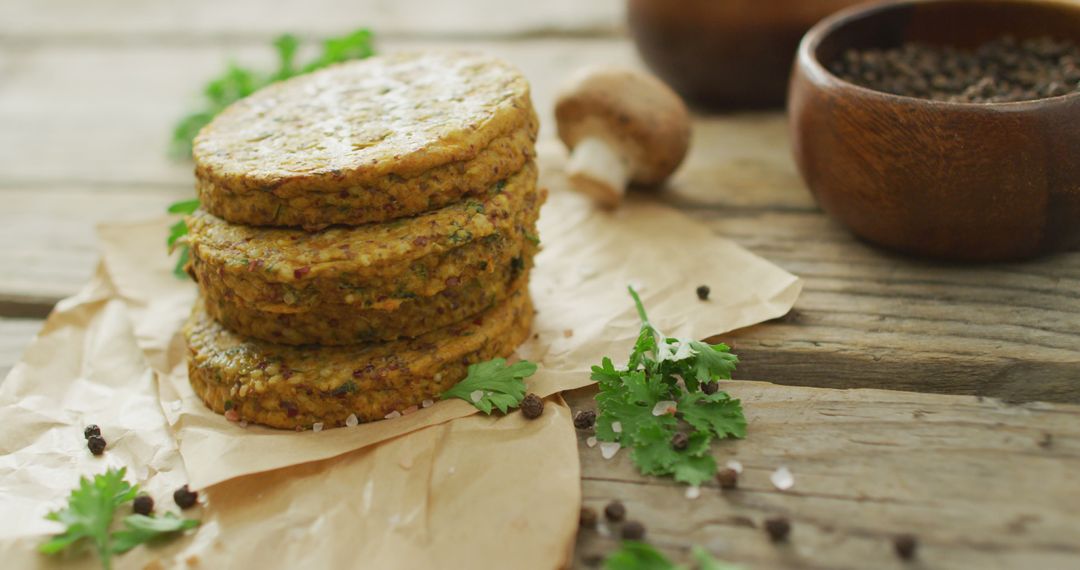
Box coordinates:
[592,287,746,485]
[39,468,198,570]
[170,28,375,157]
[111,513,200,555]
[167,199,200,215]
[166,199,200,279]
[603,541,742,570]
[692,546,745,570]
[441,358,537,414]
[604,541,679,570]
[678,392,747,440]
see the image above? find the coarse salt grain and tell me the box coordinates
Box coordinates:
[345,413,359,427]
[596,522,612,538]
[586,436,598,448]
[652,400,678,416]
[771,466,794,490]
[600,442,621,459]
[224,409,240,422]
[421,399,434,408]
[312,422,324,433]
[611,421,623,434]
[726,460,743,474]
[470,390,484,403]
[384,411,402,420]
[685,486,701,500]
[402,405,419,415]
[238,421,248,428]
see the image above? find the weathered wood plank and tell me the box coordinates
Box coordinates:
[1,188,189,306]
[698,210,1080,404]
[0,0,623,40]
[565,386,1080,570]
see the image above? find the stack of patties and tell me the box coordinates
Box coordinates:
[181,52,543,429]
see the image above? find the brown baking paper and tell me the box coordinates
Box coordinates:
[0,188,800,569]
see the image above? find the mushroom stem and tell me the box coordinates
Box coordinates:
[565,136,629,209]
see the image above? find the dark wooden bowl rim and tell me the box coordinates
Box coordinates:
[799,0,1080,110]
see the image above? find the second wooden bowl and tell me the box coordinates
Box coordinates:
[789,0,1080,261]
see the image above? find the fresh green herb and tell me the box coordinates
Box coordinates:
[170,29,375,157]
[166,198,200,279]
[602,541,742,570]
[592,287,745,486]
[331,380,359,396]
[441,358,538,414]
[39,468,199,570]
[524,231,541,246]
[110,514,199,554]
[691,546,744,570]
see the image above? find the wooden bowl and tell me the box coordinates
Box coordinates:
[789,0,1080,261]
[628,0,864,109]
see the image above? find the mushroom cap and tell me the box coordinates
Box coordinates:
[555,67,691,185]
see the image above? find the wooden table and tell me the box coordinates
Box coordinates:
[2,2,1078,568]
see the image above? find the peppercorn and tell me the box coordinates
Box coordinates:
[671,432,689,451]
[573,410,597,430]
[83,424,101,439]
[87,435,106,456]
[604,500,626,522]
[174,485,199,509]
[133,495,154,516]
[579,506,598,529]
[764,517,791,542]
[702,381,719,395]
[521,393,544,419]
[696,285,711,301]
[894,534,918,560]
[622,520,647,540]
[716,468,739,490]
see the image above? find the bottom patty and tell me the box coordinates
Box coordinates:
[185,286,534,429]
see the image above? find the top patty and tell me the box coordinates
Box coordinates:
[193,51,537,228]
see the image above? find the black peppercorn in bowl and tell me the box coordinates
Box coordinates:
[789,0,1080,261]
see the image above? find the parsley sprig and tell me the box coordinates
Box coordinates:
[592,288,746,486]
[166,198,200,278]
[603,541,743,570]
[441,358,538,414]
[39,468,199,570]
[170,29,375,157]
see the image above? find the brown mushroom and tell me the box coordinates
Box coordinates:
[555,67,691,208]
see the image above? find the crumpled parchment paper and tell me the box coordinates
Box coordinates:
[0,189,800,569]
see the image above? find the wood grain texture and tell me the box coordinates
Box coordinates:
[698,209,1080,403]
[0,0,623,40]
[566,385,1080,570]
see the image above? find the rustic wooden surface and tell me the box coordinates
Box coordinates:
[2,2,1079,568]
